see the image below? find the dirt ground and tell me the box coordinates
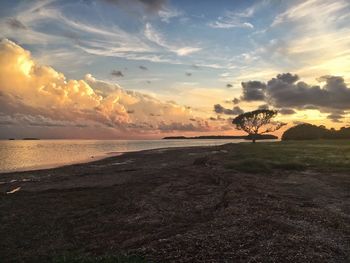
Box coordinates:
[0,143,349,262]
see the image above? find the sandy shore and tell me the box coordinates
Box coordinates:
[0,143,349,262]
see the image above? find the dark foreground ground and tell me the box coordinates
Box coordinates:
[0,141,350,262]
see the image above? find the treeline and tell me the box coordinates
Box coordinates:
[282,123,350,140]
[163,134,277,140]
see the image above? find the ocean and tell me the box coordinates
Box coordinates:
[0,139,252,173]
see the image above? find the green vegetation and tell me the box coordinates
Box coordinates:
[232,109,285,143]
[282,123,350,140]
[162,134,278,140]
[224,140,350,173]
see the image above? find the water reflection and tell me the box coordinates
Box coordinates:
[0,139,266,173]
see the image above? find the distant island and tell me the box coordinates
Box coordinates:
[163,134,278,140]
[282,123,350,140]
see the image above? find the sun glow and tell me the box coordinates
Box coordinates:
[17,55,33,76]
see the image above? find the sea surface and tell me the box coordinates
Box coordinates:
[0,139,253,173]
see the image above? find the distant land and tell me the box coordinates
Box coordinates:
[163,134,278,140]
[22,138,40,140]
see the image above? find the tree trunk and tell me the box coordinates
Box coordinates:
[252,133,257,143]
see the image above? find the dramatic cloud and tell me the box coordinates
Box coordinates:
[239,72,350,122]
[327,111,345,123]
[214,104,244,115]
[111,70,124,77]
[267,74,350,110]
[241,81,266,101]
[0,39,214,137]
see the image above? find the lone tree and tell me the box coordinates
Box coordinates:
[232,109,286,143]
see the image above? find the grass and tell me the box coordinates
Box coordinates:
[224,140,350,173]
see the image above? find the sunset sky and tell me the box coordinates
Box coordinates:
[1,0,350,139]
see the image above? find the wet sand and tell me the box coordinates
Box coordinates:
[0,143,349,262]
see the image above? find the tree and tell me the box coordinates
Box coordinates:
[232,109,286,143]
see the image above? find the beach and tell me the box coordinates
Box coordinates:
[1,141,350,262]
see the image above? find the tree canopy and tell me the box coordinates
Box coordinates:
[282,123,350,140]
[232,109,285,142]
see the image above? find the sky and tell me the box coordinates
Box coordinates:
[1,0,350,139]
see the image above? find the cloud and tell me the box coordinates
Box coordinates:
[258,104,269,110]
[102,0,167,13]
[111,70,124,77]
[272,0,348,27]
[209,21,254,29]
[232,98,240,104]
[267,0,350,82]
[158,7,182,22]
[175,47,202,56]
[326,111,345,123]
[139,65,148,70]
[144,23,201,56]
[0,4,198,67]
[214,104,244,115]
[226,83,233,88]
[239,72,350,122]
[208,4,259,29]
[185,72,192,77]
[241,81,267,101]
[279,108,296,115]
[267,74,350,110]
[0,39,213,137]
[6,18,27,30]
[158,121,211,132]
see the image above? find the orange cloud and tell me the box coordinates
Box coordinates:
[0,39,217,136]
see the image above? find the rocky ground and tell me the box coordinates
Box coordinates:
[0,142,349,262]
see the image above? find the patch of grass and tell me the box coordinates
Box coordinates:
[224,140,350,173]
[224,158,271,173]
[49,253,151,263]
[269,161,305,171]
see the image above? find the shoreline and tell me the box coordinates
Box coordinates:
[0,139,279,175]
[0,145,211,176]
[0,151,124,175]
[1,141,349,262]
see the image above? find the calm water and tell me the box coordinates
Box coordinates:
[0,139,250,173]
